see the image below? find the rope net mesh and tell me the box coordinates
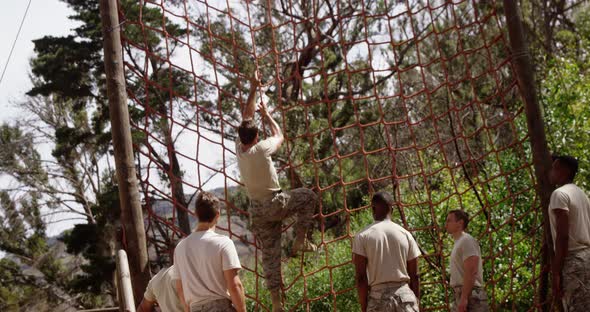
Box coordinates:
[119,0,543,310]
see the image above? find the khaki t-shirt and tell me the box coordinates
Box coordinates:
[352,220,421,286]
[144,266,184,312]
[449,232,484,287]
[236,138,281,201]
[549,183,590,252]
[173,229,242,305]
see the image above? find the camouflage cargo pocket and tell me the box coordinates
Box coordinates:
[394,286,419,312]
[468,289,489,312]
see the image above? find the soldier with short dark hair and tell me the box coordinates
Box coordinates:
[549,154,590,311]
[352,191,421,312]
[445,210,489,312]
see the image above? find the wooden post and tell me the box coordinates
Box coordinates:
[116,250,136,312]
[502,1,554,310]
[99,0,150,303]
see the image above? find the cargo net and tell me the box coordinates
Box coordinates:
[119,0,544,310]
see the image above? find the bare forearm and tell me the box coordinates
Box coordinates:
[409,274,420,300]
[553,233,569,273]
[243,83,258,120]
[406,258,420,300]
[353,254,369,312]
[176,280,189,312]
[228,283,247,312]
[264,113,283,138]
[356,279,369,312]
[137,299,155,312]
[552,210,570,277]
[460,273,476,302]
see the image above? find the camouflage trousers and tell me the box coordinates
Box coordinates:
[367,282,419,312]
[451,286,489,312]
[189,298,235,312]
[249,188,317,290]
[562,247,590,312]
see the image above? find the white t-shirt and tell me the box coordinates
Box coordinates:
[352,220,421,286]
[549,183,590,252]
[144,266,184,312]
[236,138,281,201]
[449,232,484,287]
[173,229,242,305]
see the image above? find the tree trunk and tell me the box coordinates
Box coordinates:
[503,1,555,310]
[99,0,150,303]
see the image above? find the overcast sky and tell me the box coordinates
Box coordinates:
[0,0,237,237]
[0,1,79,122]
[0,1,80,237]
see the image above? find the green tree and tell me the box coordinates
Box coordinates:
[27,0,196,237]
[5,0,587,310]
[1,0,210,308]
[538,4,590,191]
[0,0,188,307]
[0,189,74,311]
[542,59,590,188]
[0,93,119,307]
[181,1,540,309]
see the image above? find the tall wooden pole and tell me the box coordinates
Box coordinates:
[99,0,150,303]
[502,1,554,310]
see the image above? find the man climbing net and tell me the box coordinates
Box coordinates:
[235,73,319,312]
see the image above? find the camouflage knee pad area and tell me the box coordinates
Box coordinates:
[249,188,317,291]
[249,216,282,290]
